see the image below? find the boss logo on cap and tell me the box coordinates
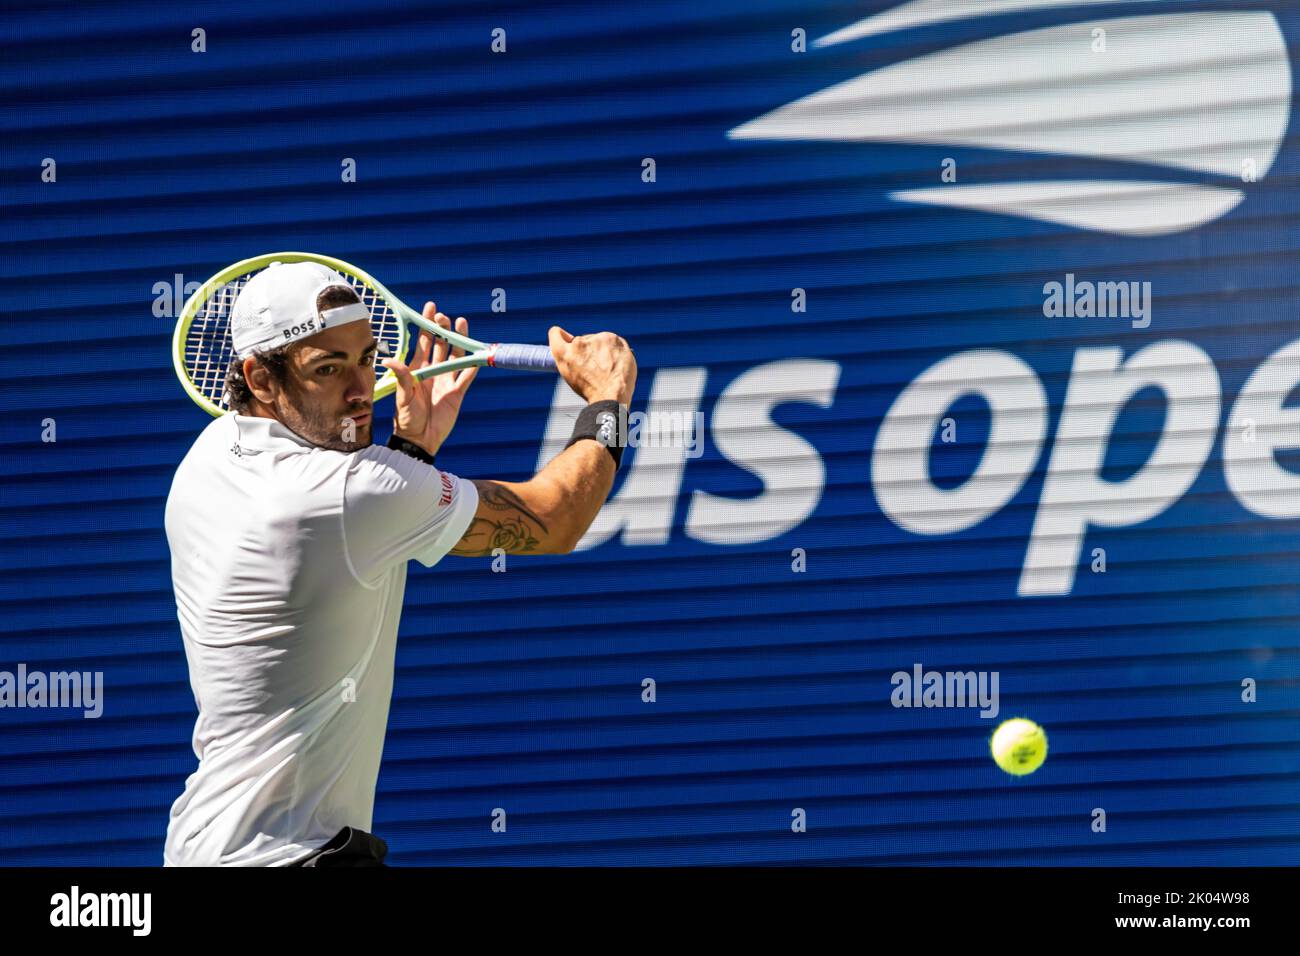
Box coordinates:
[282,319,318,339]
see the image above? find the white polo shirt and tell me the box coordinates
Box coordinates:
[162,413,478,866]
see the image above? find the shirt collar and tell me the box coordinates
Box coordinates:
[231,412,318,452]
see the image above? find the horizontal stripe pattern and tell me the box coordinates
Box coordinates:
[1,0,1299,864]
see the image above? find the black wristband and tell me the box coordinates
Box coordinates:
[387,433,436,466]
[565,400,627,468]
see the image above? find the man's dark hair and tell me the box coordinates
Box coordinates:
[224,343,294,413]
[223,285,362,413]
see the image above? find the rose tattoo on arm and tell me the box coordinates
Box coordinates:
[450,481,548,556]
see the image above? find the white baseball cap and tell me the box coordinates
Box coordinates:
[230,261,372,359]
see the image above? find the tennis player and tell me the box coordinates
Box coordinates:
[162,261,635,866]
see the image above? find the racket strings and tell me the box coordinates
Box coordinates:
[181,270,403,412]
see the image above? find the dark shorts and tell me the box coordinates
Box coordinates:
[288,826,389,867]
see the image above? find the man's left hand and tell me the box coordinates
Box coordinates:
[381,302,478,458]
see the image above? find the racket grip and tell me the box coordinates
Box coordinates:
[491,343,557,372]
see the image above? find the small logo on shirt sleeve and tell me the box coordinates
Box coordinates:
[439,472,454,506]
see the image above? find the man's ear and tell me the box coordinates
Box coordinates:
[244,356,277,405]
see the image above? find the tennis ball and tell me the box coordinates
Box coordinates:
[990,717,1048,776]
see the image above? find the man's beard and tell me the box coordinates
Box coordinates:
[273,385,372,452]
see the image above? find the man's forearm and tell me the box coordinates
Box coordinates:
[450,440,616,556]
[535,438,618,549]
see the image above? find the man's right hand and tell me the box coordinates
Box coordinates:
[547,326,637,406]
[448,326,637,559]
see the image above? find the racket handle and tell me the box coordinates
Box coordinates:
[490,343,557,372]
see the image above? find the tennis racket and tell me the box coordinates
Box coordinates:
[172,251,557,416]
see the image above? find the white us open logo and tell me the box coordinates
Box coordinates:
[729,2,1292,236]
